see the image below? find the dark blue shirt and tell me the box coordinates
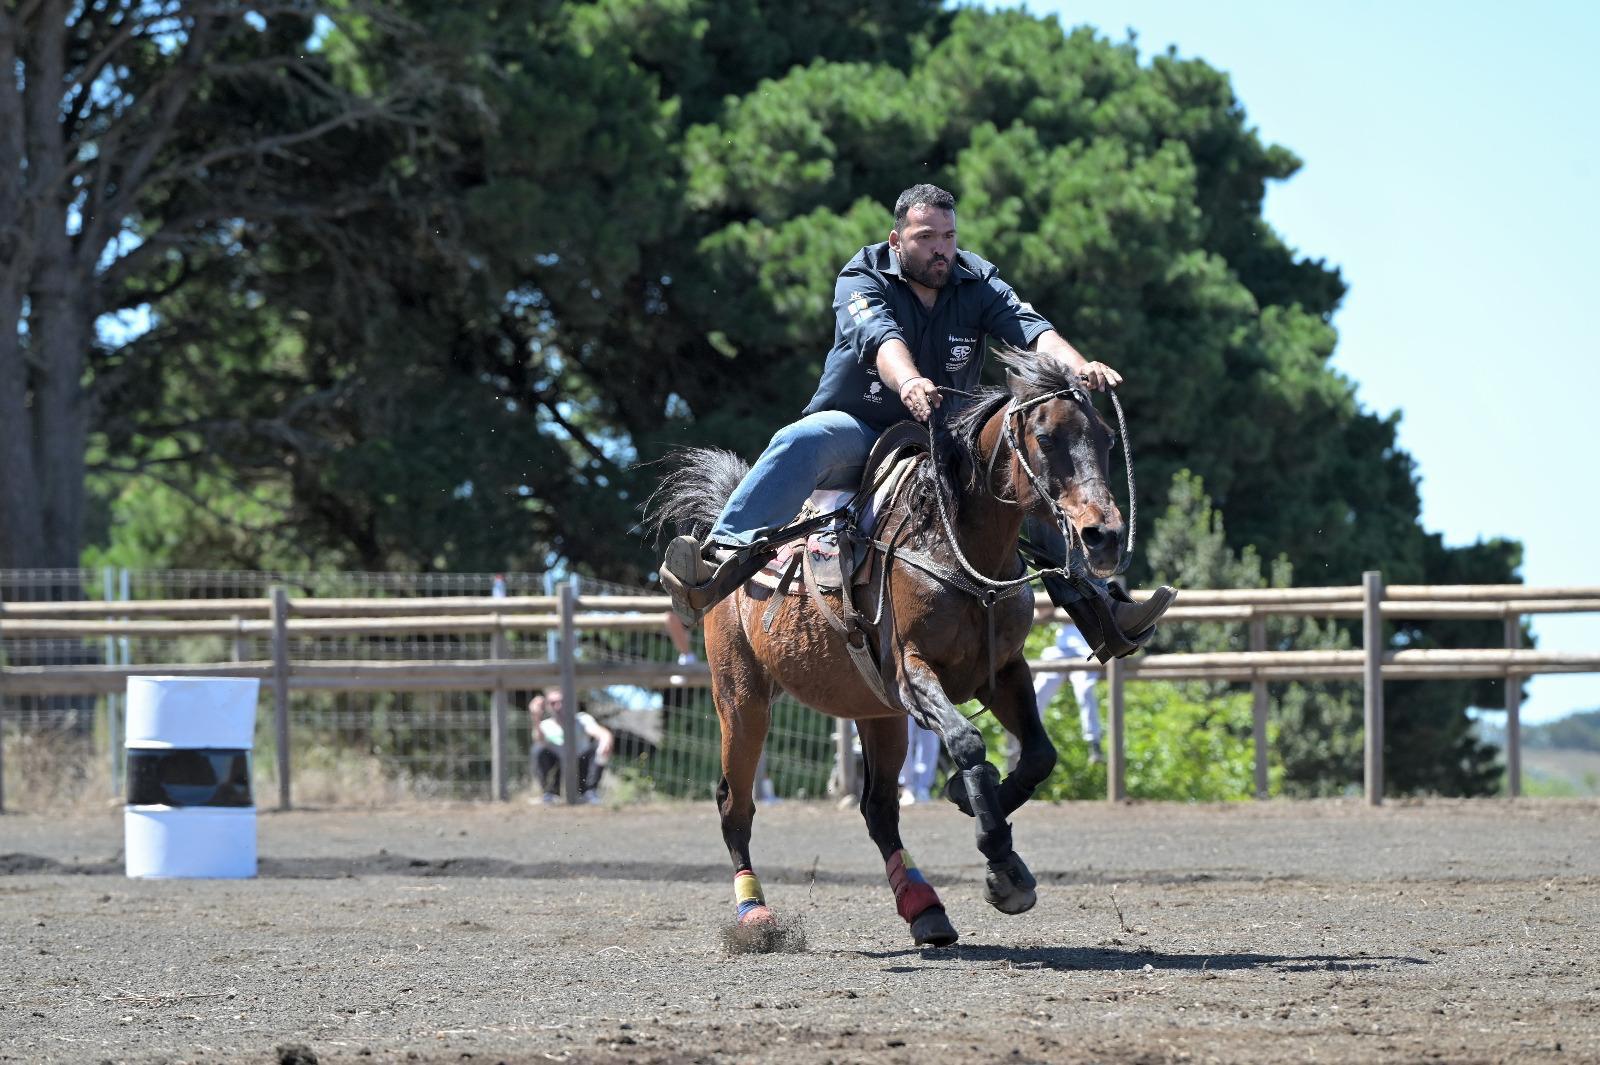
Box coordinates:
[802,242,1055,429]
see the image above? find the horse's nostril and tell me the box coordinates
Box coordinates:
[1081,524,1111,550]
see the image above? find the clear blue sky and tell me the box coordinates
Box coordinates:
[1026,0,1600,724]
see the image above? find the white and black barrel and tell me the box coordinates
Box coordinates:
[124,677,260,879]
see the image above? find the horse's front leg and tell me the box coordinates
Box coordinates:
[894,651,1038,916]
[855,716,959,947]
[962,657,1058,817]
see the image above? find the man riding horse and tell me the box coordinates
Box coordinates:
[660,183,1175,658]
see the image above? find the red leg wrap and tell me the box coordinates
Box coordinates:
[886,849,943,923]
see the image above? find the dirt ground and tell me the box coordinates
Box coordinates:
[3,797,1599,1064]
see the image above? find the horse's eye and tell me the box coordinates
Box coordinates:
[1033,434,1055,451]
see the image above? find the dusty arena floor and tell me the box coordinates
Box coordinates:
[3,798,1598,1064]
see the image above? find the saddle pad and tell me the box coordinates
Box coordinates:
[746,451,921,593]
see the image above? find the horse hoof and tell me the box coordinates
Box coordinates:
[943,774,975,817]
[985,854,1038,915]
[910,906,959,947]
[739,904,777,927]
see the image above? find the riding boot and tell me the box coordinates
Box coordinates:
[1041,572,1177,663]
[660,534,775,626]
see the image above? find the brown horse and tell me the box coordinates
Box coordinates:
[646,351,1125,948]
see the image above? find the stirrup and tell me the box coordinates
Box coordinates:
[659,539,774,624]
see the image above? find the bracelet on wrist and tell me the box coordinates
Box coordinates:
[898,377,930,401]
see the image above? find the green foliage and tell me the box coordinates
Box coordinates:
[982,617,1269,802]
[1122,681,1270,801]
[978,671,1268,802]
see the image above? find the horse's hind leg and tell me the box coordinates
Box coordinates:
[895,652,1038,916]
[709,628,777,929]
[856,717,958,947]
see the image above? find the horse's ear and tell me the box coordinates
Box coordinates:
[1004,369,1023,396]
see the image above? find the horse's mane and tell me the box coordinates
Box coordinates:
[941,346,1086,493]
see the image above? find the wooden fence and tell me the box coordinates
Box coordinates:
[2,573,1597,810]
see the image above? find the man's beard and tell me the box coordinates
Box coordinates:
[900,251,950,289]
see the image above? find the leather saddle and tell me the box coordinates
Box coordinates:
[746,421,928,596]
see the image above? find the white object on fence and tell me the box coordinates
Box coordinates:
[124,676,260,879]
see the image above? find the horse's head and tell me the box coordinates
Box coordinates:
[1000,353,1125,577]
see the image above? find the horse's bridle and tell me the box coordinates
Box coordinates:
[923,376,1137,596]
[999,381,1137,579]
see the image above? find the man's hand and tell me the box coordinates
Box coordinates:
[1077,360,1123,392]
[899,376,942,422]
[1032,330,1124,392]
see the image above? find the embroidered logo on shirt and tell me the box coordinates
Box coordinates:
[846,292,876,324]
[945,334,978,372]
[865,381,884,404]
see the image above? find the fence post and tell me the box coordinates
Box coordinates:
[1504,614,1522,798]
[558,582,580,805]
[103,567,118,798]
[1362,570,1385,806]
[270,586,292,811]
[0,684,6,814]
[1250,615,1269,800]
[490,620,508,802]
[1106,656,1126,802]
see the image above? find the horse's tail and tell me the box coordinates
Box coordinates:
[641,447,751,544]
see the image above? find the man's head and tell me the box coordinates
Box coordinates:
[889,183,957,291]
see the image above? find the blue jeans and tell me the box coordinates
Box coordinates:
[711,411,880,547]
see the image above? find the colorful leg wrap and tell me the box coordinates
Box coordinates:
[886,849,942,923]
[733,869,773,923]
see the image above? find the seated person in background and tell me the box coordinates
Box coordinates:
[528,689,613,803]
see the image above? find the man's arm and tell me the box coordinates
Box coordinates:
[1031,329,1123,392]
[978,270,1124,391]
[875,339,941,422]
[584,718,615,759]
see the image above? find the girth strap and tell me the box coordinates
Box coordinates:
[802,534,897,710]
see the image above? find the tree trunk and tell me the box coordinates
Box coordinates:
[1,2,84,570]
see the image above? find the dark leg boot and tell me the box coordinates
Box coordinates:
[659,534,776,625]
[1042,572,1176,663]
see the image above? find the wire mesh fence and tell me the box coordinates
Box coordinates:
[0,568,841,811]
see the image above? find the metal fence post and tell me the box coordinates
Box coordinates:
[103,567,117,797]
[1363,570,1385,806]
[558,582,580,805]
[1250,616,1269,799]
[1106,656,1126,802]
[490,620,508,802]
[1504,614,1522,797]
[270,586,292,811]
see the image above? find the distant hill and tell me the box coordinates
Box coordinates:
[1524,709,1600,752]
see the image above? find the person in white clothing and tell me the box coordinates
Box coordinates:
[1032,618,1104,764]
[529,689,614,802]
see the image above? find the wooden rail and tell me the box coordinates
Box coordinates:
[2,577,1596,809]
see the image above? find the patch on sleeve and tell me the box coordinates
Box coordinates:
[846,291,877,324]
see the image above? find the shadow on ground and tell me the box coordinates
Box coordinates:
[856,942,1429,973]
